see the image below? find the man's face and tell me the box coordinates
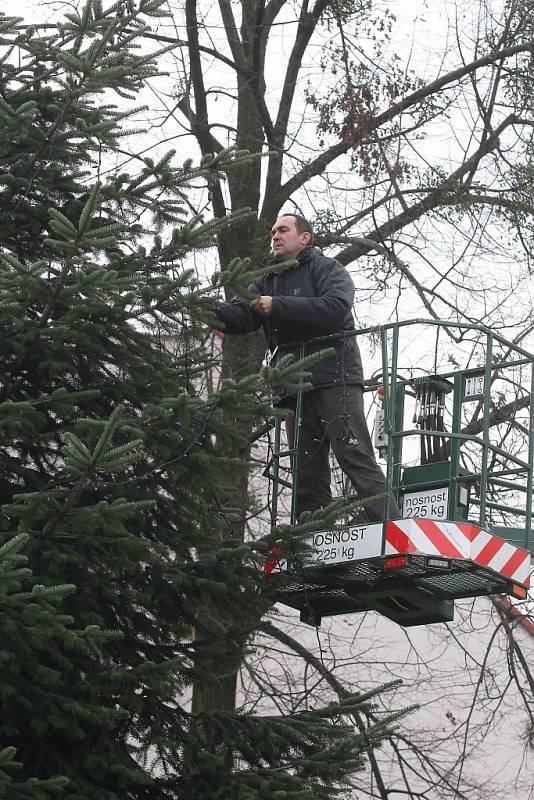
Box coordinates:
[270,215,311,260]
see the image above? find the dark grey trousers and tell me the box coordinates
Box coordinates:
[285,385,400,522]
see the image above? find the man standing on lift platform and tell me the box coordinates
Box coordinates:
[216,213,400,523]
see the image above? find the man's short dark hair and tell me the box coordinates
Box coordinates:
[281,213,314,244]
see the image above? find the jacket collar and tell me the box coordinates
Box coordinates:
[295,245,314,264]
[267,244,314,271]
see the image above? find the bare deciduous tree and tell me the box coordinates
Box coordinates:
[47,0,531,793]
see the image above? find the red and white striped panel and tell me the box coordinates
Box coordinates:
[385,519,531,588]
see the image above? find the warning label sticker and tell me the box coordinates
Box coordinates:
[306,524,383,565]
[464,375,484,399]
[402,487,448,519]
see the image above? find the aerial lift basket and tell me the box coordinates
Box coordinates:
[264,320,533,626]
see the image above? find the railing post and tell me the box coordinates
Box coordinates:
[382,326,403,519]
[290,343,306,525]
[479,331,493,527]
[449,372,463,520]
[525,361,534,548]
[270,417,282,527]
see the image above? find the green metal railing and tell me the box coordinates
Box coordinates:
[266,319,534,554]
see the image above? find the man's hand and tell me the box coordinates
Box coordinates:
[249,295,273,316]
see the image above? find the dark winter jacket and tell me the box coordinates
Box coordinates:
[216,246,364,391]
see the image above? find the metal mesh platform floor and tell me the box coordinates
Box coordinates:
[272,555,516,626]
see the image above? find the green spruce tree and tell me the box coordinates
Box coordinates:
[0,3,409,797]
[0,532,120,800]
